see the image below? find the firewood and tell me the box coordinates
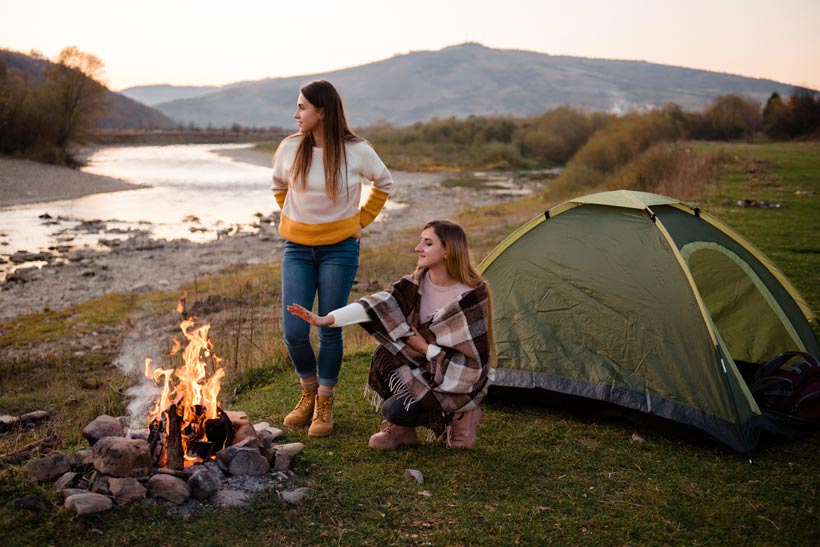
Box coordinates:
[166,404,184,470]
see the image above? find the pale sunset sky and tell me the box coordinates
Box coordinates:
[2,0,819,92]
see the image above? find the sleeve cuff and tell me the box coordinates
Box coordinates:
[329,303,370,327]
[273,190,287,210]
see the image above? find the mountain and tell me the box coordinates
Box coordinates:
[0,49,177,130]
[118,84,221,106]
[153,43,811,129]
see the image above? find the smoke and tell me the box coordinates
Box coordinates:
[115,329,165,429]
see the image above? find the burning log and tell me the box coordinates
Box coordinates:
[166,404,184,471]
[205,409,234,455]
[147,413,167,468]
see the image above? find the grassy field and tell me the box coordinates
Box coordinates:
[1,141,819,546]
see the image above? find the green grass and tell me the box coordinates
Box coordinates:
[1,141,819,546]
[694,141,820,318]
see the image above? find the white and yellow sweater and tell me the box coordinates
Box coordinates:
[271,136,394,246]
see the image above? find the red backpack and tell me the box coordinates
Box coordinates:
[749,351,820,423]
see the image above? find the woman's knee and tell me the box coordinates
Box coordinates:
[284,333,311,349]
[318,325,343,345]
[381,396,406,424]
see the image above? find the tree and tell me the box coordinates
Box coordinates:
[785,90,820,137]
[41,46,109,164]
[695,94,761,141]
[762,92,789,138]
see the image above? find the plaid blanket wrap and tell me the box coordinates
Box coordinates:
[358,270,493,413]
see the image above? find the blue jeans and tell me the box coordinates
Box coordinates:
[281,237,359,386]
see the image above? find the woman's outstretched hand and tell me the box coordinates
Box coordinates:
[287,303,334,326]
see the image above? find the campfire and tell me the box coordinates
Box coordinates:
[15,294,311,515]
[146,298,233,470]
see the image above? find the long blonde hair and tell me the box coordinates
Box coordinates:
[288,80,362,201]
[422,219,484,287]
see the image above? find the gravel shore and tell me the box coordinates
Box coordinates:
[0,157,148,207]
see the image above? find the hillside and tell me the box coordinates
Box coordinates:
[153,42,811,128]
[118,84,222,106]
[0,49,177,130]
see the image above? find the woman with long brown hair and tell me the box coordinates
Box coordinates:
[272,80,394,437]
[288,219,495,449]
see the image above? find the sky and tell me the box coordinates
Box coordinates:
[2,0,819,92]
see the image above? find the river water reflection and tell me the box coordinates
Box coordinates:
[0,143,395,276]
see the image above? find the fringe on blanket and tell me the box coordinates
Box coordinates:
[363,384,383,413]
[387,370,418,411]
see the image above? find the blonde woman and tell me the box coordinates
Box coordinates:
[289,220,495,449]
[272,80,394,437]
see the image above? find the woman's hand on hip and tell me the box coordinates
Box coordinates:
[287,303,334,326]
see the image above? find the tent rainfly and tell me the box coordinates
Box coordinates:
[479,190,820,453]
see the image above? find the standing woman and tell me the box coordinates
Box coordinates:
[288,220,495,449]
[272,80,394,437]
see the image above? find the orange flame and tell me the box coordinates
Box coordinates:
[145,310,226,466]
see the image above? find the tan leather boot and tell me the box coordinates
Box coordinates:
[308,394,334,437]
[368,420,418,450]
[445,407,482,449]
[283,387,317,428]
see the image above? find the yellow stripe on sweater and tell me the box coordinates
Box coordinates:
[360,188,389,227]
[278,213,361,246]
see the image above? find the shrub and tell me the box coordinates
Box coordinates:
[606,142,731,200]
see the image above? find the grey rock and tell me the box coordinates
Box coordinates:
[18,410,50,423]
[232,423,258,447]
[128,428,150,441]
[227,448,270,476]
[271,442,305,456]
[13,494,48,512]
[255,423,284,449]
[62,488,88,499]
[404,469,424,484]
[68,448,95,471]
[280,487,312,505]
[54,471,80,491]
[0,415,19,430]
[108,477,146,504]
[90,473,111,496]
[147,474,190,505]
[24,453,71,482]
[188,468,221,501]
[93,437,152,477]
[273,451,293,472]
[82,415,127,446]
[64,492,113,515]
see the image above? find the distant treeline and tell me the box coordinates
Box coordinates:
[0,47,109,165]
[361,90,820,172]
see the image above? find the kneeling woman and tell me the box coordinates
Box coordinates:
[288,219,495,449]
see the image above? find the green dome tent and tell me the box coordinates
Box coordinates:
[479,190,820,452]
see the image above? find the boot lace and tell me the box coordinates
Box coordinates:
[293,388,315,412]
[314,396,333,423]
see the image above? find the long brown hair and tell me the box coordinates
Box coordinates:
[287,80,362,201]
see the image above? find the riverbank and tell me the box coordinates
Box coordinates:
[0,156,149,208]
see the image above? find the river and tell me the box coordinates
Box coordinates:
[0,143,394,278]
